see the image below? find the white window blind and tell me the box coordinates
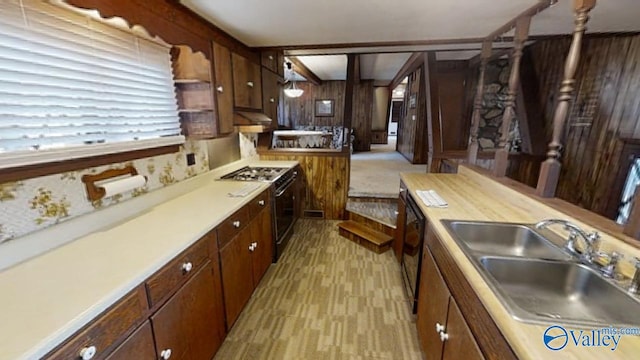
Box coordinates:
[0,0,184,169]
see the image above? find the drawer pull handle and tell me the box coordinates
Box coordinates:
[233,220,241,228]
[249,243,255,252]
[216,86,224,93]
[258,200,265,206]
[160,349,172,359]
[268,55,274,60]
[182,262,193,273]
[269,98,275,103]
[79,346,97,360]
[439,331,449,342]
[253,241,258,249]
[247,81,254,88]
[435,323,445,333]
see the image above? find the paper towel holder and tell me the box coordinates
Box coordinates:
[81,166,146,202]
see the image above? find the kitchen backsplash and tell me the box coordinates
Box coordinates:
[239,132,259,160]
[0,140,209,243]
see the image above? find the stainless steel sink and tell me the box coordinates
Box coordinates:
[442,220,570,260]
[479,257,640,327]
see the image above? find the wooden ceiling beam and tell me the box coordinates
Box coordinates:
[287,56,323,86]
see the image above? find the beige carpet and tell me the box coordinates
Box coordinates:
[350,137,427,198]
[214,219,423,360]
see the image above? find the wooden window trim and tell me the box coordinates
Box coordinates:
[0,145,179,183]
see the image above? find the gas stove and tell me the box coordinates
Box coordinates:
[220,166,287,183]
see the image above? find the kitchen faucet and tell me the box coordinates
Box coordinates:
[535,219,601,262]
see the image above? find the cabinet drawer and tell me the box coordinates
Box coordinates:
[145,238,210,307]
[217,206,250,248]
[45,287,148,360]
[249,189,271,218]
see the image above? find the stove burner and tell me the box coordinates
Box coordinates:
[220,166,288,183]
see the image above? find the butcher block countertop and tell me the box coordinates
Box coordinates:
[0,160,297,360]
[401,165,640,359]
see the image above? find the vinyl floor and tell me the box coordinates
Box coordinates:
[214,219,423,360]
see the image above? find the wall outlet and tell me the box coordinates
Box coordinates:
[186,153,196,166]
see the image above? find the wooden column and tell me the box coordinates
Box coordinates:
[536,0,596,197]
[343,54,356,149]
[467,41,492,164]
[493,16,531,177]
[424,52,441,173]
[624,188,640,239]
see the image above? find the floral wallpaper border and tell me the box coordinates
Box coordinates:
[0,140,209,243]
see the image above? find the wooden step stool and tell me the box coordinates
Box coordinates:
[337,220,393,254]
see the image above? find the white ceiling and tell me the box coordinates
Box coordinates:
[181,0,540,47]
[181,0,640,82]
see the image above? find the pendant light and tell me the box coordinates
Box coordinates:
[284,61,304,98]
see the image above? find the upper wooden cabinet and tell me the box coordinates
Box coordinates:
[232,53,263,109]
[212,42,235,136]
[262,69,280,125]
[261,50,277,73]
[261,50,284,76]
[172,46,216,139]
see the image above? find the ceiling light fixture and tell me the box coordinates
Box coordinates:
[284,61,304,98]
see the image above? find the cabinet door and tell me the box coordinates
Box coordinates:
[394,197,406,262]
[250,207,274,286]
[442,299,485,360]
[262,69,280,127]
[232,53,263,109]
[416,247,450,360]
[151,261,220,360]
[212,42,234,135]
[105,322,156,360]
[219,227,254,328]
[261,50,278,73]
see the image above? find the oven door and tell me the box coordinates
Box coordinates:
[274,172,297,260]
[401,195,425,314]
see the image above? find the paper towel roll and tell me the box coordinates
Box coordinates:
[100,175,146,197]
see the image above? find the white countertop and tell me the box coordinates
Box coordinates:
[0,159,298,360]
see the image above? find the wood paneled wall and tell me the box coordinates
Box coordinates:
[352,80,374,151]
[397,67,428,164]
[259,153,349,220]
[437,61,470,151]
[524,34,640,217]
[281,81,345,128]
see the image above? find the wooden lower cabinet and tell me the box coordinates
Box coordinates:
[219,225,255,328]
[416,246,449,359]
[394,195,406,262]
[442,299,484,360]
[219,205,274,328]
[151,261,221,360]
[417,239,484,360]
[105,322,156,360]
[250,206,274,285]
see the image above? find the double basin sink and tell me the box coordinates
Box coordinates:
[442,220,640,327]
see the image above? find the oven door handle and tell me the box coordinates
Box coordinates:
[275,175,296,197]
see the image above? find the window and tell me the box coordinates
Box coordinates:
[0,0,183,170]
[617,158,640,224]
